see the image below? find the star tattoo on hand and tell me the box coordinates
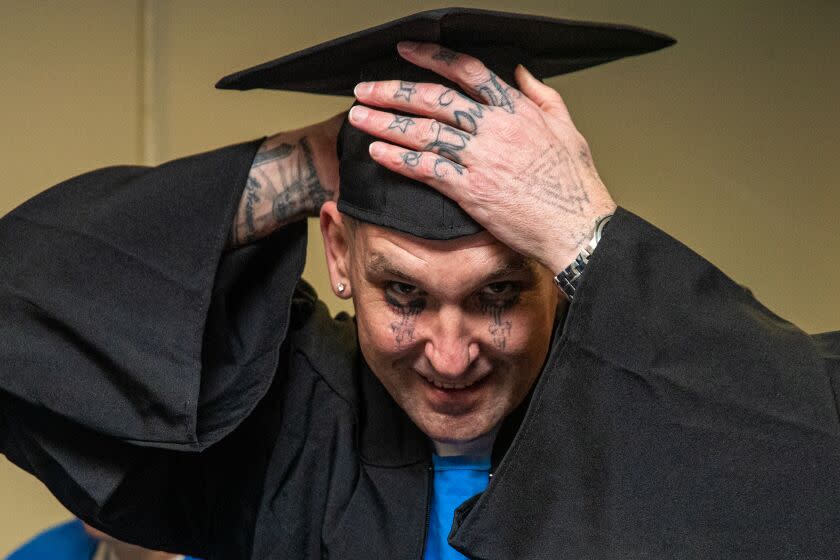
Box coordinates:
[388,115,416,133]
[394,81,417,102]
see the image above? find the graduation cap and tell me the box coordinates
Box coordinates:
[217,8,675,240]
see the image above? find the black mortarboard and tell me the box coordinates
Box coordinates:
[217,8,675,240]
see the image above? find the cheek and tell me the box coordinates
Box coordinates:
[355,302,419,363]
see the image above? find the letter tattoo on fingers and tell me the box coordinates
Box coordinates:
[401,151,422,167]
[424,121,471,163]
[438,88,488,135]
[394,80,417,102]
[474,72,516,114]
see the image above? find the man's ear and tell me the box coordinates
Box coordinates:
[320,201,353,299]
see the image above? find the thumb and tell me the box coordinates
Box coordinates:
[515,64,573,122]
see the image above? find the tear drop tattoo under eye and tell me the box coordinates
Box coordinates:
[387,293,426,349]
[480,294,518,351]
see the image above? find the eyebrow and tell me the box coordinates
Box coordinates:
[366,253,415,281]
[365,252,536,285]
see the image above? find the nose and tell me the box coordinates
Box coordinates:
[423,306,478,377]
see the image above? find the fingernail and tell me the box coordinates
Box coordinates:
[397,41,418,54]
[369,142,383,157]
[354,82,373,97]
[349,105,369,122]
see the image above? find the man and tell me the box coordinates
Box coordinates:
[1,8,839,559]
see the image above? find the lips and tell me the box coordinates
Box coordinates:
[419,372,486,391]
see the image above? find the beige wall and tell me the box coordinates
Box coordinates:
[1,0,837,555]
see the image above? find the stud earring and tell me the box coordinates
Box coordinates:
[337,282,346,294]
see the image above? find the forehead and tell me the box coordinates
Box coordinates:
[351,221,534,287]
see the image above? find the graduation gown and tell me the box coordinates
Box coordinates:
[1,141,839,559]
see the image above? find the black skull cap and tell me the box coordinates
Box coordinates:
[217,8,675,240]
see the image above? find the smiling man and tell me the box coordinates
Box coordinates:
[2,8,840,560]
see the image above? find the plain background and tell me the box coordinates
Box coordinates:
[0,0,837,555]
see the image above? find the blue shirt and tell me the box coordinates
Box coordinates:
[423,455,491,560]
[8,519,202,560]
[8,520,97,560]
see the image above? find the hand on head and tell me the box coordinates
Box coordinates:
[349,41,617,273]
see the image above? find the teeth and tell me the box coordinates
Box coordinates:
[427,377,476,390]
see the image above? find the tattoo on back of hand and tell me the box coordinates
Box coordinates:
[524,145,590,216]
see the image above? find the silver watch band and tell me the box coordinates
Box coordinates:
[553,214,613,301]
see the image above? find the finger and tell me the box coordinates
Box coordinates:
[367,141,470,203]
[515,64,573,123]
[396,41,520,114]
[354,81,492,135]
[348,106,476,165]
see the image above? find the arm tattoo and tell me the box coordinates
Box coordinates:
[432,47,459,65]
[252,142,295,165]
[270,136,328,221]
[229,135,330,248]
[394,81,417,102]
[474,72,516,114]
[388,115,416,133]
[240,177,262,244]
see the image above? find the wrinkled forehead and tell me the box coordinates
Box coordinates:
[349,219,538,287]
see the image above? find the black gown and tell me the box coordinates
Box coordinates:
[1,141,839,559]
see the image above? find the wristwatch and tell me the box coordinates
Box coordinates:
[553,214,613,301]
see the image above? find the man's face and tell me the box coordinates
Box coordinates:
[344,221,563,444]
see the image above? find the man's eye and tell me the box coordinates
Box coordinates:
[388,282,418,296]
[482,282,516,297]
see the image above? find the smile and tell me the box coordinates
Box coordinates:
[421,374,483,390]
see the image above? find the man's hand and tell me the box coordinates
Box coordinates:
[229,113,342,248]
[349,42,616,274]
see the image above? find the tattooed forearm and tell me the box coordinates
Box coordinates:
[229,135,332,248]
[474,72,516,114]
[388,115,416,133]
[394,81,417,102]
[432,47,459,65]
[252,142,295,165]
[240,177,262,244]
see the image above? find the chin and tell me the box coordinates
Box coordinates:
[416,410,499,444]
